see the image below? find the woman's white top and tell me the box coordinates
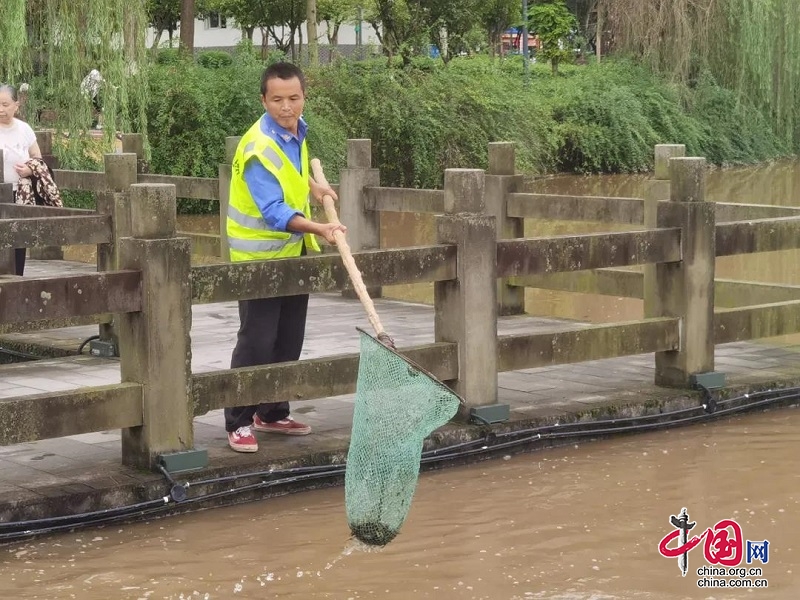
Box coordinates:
[0,118,37,189]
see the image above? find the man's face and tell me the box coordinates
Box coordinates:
[261,76,305,135]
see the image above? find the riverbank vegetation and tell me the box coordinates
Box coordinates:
[145,48,788,198]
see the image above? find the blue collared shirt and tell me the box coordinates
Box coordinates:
[243,113,308,232]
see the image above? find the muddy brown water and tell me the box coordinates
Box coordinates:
[1,409,798,599]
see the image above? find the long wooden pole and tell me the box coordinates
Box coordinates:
[310,159,394,347]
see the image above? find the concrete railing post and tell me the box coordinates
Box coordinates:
[104,152,138,194]
[117,183,193,469]
[644,144,685,318]
[34,130,58,168]
[654,157,715,387]
[28,131,65,261]
[218,136,240,261]
[339,139,381,298]
[485,142,524,316]
[95,189,131,346]
[96,153,138,349]
[121,133,148,173]
[435,169,499,418]
[0,150,14,275]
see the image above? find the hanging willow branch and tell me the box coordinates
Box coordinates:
[0,0,29,80]
[0,0,149,167]
[605,0,800,150]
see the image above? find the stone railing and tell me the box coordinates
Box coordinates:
[4,136,800,470]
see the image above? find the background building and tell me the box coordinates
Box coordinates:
[146,15,381,53]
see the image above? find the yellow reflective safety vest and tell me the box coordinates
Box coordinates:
[227,119,321,262]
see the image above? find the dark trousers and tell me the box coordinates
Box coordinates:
[15,248,26,276]
[224,294,310,432]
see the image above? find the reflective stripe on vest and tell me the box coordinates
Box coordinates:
[262,146,284,171]
[227,203,270,231]
[227,234,303,253]
[242,142,285,172]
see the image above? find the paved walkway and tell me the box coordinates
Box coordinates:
[2,260,800,518]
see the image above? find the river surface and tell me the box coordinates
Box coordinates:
[1,408,797,599]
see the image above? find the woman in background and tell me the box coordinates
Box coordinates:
[0,83,42,276]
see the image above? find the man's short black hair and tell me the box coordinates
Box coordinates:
[261,62,305,96]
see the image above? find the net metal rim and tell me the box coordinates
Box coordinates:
[355,326,466,408]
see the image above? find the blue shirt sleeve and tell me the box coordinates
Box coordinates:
[243,158,303,233]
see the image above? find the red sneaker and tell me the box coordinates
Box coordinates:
[252,415,311,436]
[227,426,258,452]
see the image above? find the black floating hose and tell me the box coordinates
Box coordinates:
[0,346,41,361]
[0,386,797,544]
[78,335,100,355]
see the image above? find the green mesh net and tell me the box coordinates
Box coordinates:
[345,329,462,546]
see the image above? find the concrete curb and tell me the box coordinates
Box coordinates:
[2,377,798,533]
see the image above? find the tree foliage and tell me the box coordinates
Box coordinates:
[421,0,481,63]
[207,0,305,59]
[0,0,150,167]
[604,0,800,150]
[147,0,181,49]
[0,0,28,79]
[317,0,359,45]
[528,0,578,74]
[480,0,521,58]
[364,0,429,66]
[200,0,258,38]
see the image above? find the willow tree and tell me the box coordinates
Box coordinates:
[0,0,150,167]
[0,0,27,79]
[605,0,800,150]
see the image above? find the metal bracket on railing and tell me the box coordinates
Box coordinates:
[157,449,209,475]
[469,404,510,425]
[690,372,726,414]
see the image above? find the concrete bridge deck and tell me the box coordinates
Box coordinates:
[2,260,800,523]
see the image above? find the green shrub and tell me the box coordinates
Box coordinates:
[308,58,558,187]
[61,190,95,210]
[686,71,787,165]
[197,50,234,69]
[541,62,706,172]
[155,48,183,65]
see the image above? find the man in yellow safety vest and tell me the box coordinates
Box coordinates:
[225,62,346,453]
